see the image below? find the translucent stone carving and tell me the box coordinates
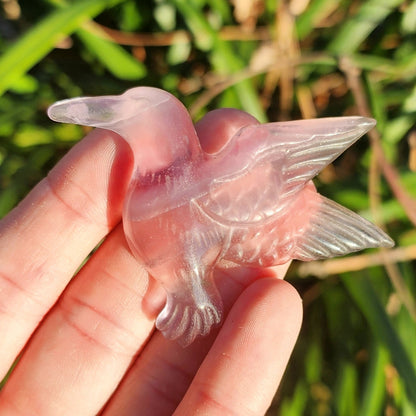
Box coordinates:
[48,87,393,346]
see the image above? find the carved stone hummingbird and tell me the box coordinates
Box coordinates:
[48,87,393,346]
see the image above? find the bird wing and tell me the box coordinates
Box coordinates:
[197,117,375,225]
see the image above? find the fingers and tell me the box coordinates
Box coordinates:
[102,264,291,416]
[0,225,158,415]
[175,278,303,415]
[0,129,133,378]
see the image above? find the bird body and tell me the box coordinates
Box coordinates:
[48,87,393,346]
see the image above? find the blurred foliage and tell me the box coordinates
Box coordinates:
[0,0,416,414]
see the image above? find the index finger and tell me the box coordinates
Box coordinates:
[0,128,133,378]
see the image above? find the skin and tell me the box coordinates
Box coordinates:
[0,109,302,416]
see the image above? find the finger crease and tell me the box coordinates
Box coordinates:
[0,270,47,315]
[100,267,147,300]
[191,386,243,416]
[45,174,107,229]
[57,295,138,357]
[137,352,196,407]
[142,367,183,408]
[160,356,195,385]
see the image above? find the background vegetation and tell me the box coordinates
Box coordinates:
[1,0,415,414]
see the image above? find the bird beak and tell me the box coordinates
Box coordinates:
[47,92,152,130]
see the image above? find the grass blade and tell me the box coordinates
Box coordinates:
[359,344,388,416]
[172,0,267,122]
[329,0,404,54]
[76,26,146,80]
[0,0,125,96]
[334,361,358,416]
[342,274,416,405]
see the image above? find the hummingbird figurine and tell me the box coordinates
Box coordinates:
[48,87,393,346]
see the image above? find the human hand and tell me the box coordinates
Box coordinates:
[0,108,302,415]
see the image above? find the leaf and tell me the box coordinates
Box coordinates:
[359,344,388,416]
[167,41,191,65]
[13,125,53,147]
[76,27,146,80]
[383,115,415,144]
[401,0,416,34]
[154,2,176,31]
[334,361,358,416]
[0,0,126,96]
[342,275,416,405]
[279,382,308,416]
[403,84,416,112]
[329,0,404,54]
[173,0,267,122]
[8,74,39,94]
[295,0,340,40]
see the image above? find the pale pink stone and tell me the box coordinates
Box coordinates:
[48,87,393,346]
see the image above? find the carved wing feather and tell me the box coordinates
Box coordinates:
[198,116,375,225]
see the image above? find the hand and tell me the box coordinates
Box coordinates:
[0,108,302,415]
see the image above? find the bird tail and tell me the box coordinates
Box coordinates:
[294,193,394,261]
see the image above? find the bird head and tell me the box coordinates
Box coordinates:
[48,87,201,174]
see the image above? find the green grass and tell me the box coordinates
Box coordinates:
[1,0,415,414]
